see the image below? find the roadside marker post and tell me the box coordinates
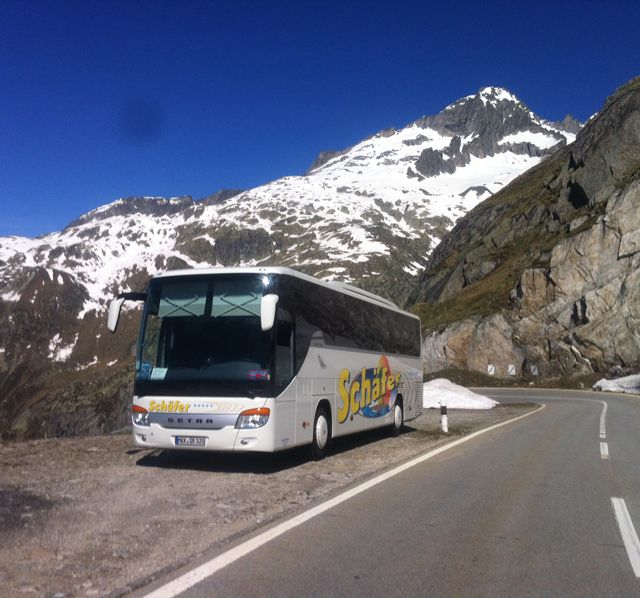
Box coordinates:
[440,398,449,433]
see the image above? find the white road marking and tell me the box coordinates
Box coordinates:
[142,405,546,598]
[600,401,607,440]
[612,498,640,577]
[600,442,610,459]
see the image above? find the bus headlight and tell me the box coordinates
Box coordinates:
[236,408,270,429]
[132,405,150,427]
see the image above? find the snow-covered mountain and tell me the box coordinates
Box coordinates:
[0,86,580,439]
[0,87,577,312]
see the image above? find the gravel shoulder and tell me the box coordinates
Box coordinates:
[0,404,536,597]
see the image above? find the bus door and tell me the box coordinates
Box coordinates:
[273,309,297,447]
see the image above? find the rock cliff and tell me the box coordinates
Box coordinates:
[413,77,640,380]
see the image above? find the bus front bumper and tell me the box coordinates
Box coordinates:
[132,422,276,452]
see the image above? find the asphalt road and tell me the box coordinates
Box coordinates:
[141,389,640,597]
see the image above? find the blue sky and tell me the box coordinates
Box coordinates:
[1,0,639,238]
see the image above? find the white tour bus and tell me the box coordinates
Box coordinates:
[107,267,423,458]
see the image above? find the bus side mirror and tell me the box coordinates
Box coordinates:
[107,292,146,333]
[261,294,279,332]
[107,298,125,333]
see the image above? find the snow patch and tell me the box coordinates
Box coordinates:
[48,333,78,362]
[1,291,21,302]
[478,86,520,105]
[76,356,99,371]
[498,131,560,149]
[402,261,425,275]
[593,374,640,395]
[423,379,498,409]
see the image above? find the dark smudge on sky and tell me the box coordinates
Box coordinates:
[117,100,164,145]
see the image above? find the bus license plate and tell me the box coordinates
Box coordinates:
[175,436,206,447]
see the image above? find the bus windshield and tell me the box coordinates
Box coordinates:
[135,274,274,397]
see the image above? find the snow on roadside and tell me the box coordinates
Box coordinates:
[423,378,498,409]
[593,374,640,395]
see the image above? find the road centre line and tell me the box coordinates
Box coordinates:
[612,498,640,577]
[142,405,546,598]
[600,401,608,439]
[600,442,610,459]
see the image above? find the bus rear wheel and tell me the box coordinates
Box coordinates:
[390,400,403,436]
[311,406,331,460]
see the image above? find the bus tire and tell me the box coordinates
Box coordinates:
[390,399,403,436]
[311,405,331,460]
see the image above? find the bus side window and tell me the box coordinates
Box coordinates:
[142,315,163,368]
[274,316,295,392]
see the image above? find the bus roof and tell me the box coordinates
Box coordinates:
[152,266,419,320]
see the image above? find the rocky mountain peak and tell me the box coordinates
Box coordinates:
[477,86,522,104]
[417,86,528,133]
[411,86,572,179]
[555,114,583,135]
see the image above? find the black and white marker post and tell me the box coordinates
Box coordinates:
[440,398,449,433]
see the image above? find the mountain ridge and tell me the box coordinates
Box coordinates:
[0,84,580,439]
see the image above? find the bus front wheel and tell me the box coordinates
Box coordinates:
[311,406,331,460]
